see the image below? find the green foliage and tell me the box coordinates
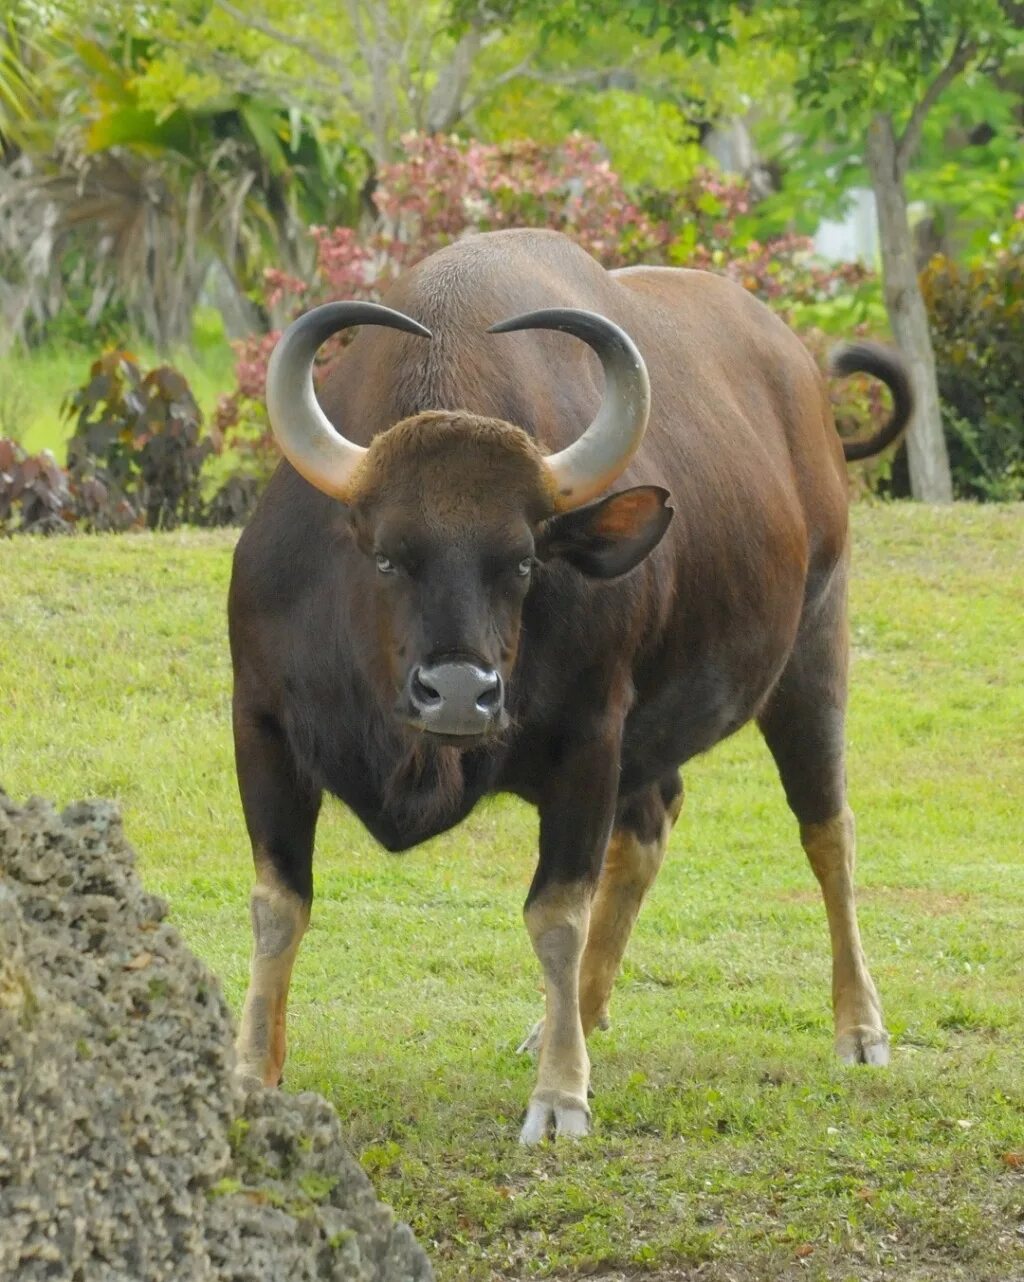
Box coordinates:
[910,73,1024,255]
[538,89,705,191]
[72,32,365,230]
[504,0,1021,170]
[62,351,215,530]
[494,1,1022,260]
[0,14,365,349]
[207,1176,243,1198]
[751,68,1023,252]
[296,1172,339,1202]
[0,16,41,125]
[920,217,1024,500]
[543,0,1018,123]
[470,12,795,194]
[770,0,1014,126]
[784,280,889,337]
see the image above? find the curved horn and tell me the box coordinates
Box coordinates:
[488,308,650,510]
[266,301,432,499]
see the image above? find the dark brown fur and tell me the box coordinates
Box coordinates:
[229,228,910,1082]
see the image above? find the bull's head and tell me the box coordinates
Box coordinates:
[266,302,672,741]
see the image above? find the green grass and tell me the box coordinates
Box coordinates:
[0,312,236,458]
[2,504,1023,1281]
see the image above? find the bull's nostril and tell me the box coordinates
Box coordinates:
[410,667,442,709]
[476,674,502,714]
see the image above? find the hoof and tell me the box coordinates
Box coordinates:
[233,1052,282,1091]
[517,1018,544,1056]
[519,1092,591,1144]
[836,1027,890,1066]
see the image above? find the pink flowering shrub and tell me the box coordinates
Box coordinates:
[218,132,883,474]
[687,234,870,306]
[371,134,666,270]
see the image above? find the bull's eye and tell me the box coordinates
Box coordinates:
[516,557,533,577]
[375,554,396,575]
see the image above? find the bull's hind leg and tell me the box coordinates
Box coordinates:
[518,772,681,1052]
[233,707,320,1089]
[757,574,889,1066]
[579,773,682,1036]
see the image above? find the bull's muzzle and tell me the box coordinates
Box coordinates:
[405,660,504,737]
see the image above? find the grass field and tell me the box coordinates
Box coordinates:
[2,504,1022,1281]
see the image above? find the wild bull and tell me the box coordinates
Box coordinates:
[229,228,910,1143]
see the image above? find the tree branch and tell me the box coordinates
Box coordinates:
[424,24,484,132]
[150,36,344,111]
[896,32,976,178]
[212,0,363,106]
[457,52,536,119]
[403,4,459,129]
[458,57,646,124]
[340,0,394,163]
[525,64,638,89]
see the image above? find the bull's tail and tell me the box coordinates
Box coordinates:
[830,341,914,462]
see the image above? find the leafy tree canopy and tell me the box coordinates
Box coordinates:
[476,0,1022,246]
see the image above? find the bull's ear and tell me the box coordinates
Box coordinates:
[537,486,673,579]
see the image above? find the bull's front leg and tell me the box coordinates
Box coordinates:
[520,880,594,1142]
[519,723,620,1144]
[232,704,320,1089]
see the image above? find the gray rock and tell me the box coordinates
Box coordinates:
[0,792,433,1282]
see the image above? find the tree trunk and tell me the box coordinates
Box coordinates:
[866,114,953,502]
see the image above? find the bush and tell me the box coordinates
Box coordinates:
[921,209,1024,501]
[0,439,74,534]
[63,351,217,530]
[202,473,262,527]
[2,355,252,536]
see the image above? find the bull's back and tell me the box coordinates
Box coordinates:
[327,234,845,542]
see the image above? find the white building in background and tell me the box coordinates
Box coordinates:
[702,120,885,267]
[813,187,880,264]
